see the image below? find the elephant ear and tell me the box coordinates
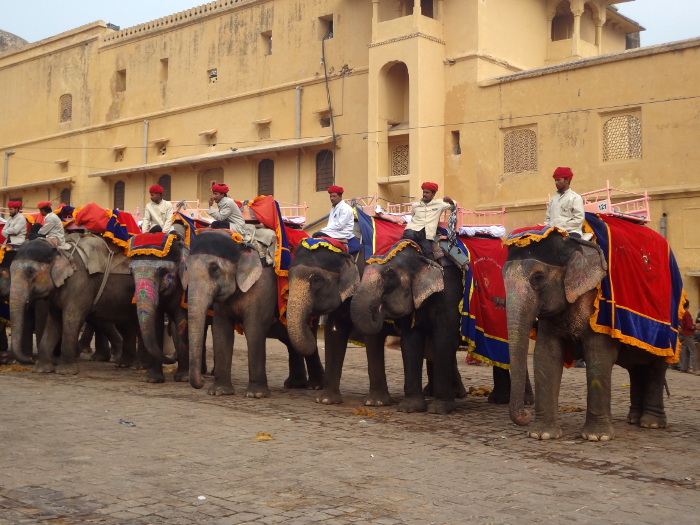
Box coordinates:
[179,263,189,291]
[338,256,360,302]
[412,262,444,309]
[564,243,607,303]
[236,247,263,293]
[50,252,75,287]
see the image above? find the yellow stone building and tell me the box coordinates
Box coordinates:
[1,0,699,298]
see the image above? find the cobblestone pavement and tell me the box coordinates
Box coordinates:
[1,338,699,525]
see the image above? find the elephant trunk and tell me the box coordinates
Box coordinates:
[504,263,537,426]
[187,281,215,389]
[350,268,385,335]
[286,277,318,356]
[9,279,32,364]
[134,276,176,365]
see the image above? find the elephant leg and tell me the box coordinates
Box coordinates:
[580,333,618,441]
[172,309,190,383]
[143,311,166,384]
[34,310,61,373]
[637,358,668,429]
[79,323,95,355]
[54,314,83,375]
[398,327,427,413]
[285,341,309,389]
[304,350,324,390]
[0,324,8,364]
[243,322,270,399]
[489,366,511,404]
[365,332,391,406]
[529,325,565,440]
[210,311,235,396]
[452,355,467,399]
[627,365,645,425]
[315,314,350,404]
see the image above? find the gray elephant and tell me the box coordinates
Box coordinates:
[186,230,323,397]
[10,235,138,373]
[504,230,676,441]
[350,241,464,414]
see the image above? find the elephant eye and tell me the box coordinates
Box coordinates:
[529,271,546,289]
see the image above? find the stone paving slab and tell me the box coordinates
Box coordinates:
[0,338,699,524]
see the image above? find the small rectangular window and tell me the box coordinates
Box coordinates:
[320,116,331,128]
[208,68,218,84]
[261,31,272,56]
[319,15,334,40]
[451,131,461,155]
[116,69,127,92]
[160,58,169,82]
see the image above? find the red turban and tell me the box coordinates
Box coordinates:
[327,185,344,194]
[211,183,229,194]
[7,201,22,209]
[552,167,574,180]
[149,184,164,194]
[37,201,52,209]
[421,182,439,192]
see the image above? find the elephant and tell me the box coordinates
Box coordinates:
[287,241,399,405]
[9,235,138,374]
[186,230,323,397]
[128,231,190,383]
[504,232,671,441]
[350,241,464,414]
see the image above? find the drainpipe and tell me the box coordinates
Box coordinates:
[295,86,302,204]
[660,213,667,239]
[3,151,15,214]
[142,120,149,213]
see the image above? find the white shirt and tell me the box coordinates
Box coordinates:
[38,212,65,246]
[141,199,174,233]
[3,213,26,245]
[319,200,354,240]
[208,196,246,237]
[405,199,452,239]
[544,188,585,236]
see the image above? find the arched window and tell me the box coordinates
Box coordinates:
[603,115,642,162]
[199,167,224,203]
[315,150,334,192]
[157,174,172,200]
[113,181,125,210]
[59,188,71,206]
[503,129,538,173]
[59,94,72,123]
[257,159,274,196]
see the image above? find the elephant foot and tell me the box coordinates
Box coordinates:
[454,382,468,399]
[174,369,189,382]
[422,381,434,397]
[639,413,667,429]
[208,384,235,396]
[244,387,270,399]
[428,399,457,415]
[581,422,615,442]
[55,362,80,375]
[130,360,148,371]
[365,390,391,407]
[488,389,510,405]
[316,389,343,405]
[142,370,165,384]
[115,356,133,368]
[397,395,427,413]
[626,410,642,425]
[90,352,111,362]
[284,375,309,389]
[33,360,55,374]
[524,391,535,406]
[307,374,324,391]
[528,422,562,440]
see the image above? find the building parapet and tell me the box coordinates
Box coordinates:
[100,0,262,47]
[479,37,700,87]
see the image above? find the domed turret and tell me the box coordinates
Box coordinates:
[0,30,29,53]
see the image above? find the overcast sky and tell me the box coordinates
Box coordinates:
[4,0,700,47]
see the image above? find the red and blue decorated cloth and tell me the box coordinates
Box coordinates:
[126,232,177,257]
[284,226,309,252]
[458,236,510,368]
[356,206,406,259]
[104,210,140,248]
[366,239,420,265]
[300,237,347,253]
[585,213,683,360]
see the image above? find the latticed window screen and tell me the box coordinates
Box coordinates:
[59,94,72,123]
[157,174,172,201]
[315,150,334,191]
[258,159,274,196]
[603,115,642,162]
[392,145,409,177]
[503,129,537,173]
[113,181,125,210]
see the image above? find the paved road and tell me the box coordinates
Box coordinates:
[1,338,699,524]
